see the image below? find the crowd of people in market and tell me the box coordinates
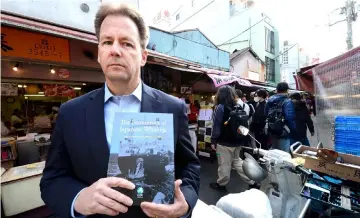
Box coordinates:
[209,82,315,191]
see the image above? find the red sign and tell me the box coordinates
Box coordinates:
[57,69,70,79]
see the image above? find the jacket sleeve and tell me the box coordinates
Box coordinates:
[283,99,296,131]
[211,104,224,145]
[305,108,315,133]
[264,101,270,116]
[176,102,201,218]
[40,106,87,218]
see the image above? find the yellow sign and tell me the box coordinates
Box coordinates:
[1,26,70,63]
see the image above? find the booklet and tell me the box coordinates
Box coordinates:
[107,112,175,205]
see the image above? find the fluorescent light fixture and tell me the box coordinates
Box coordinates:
[82,83,87,86]
[324,95,344,99]
[18,84,23,88]
[25,97,28,99]
[23,85,27,88]
[24,94,45,97]
[38,92,44,94]
[352,94,360,98]
[74,87,81,90]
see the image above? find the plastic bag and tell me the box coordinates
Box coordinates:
[216,189,273,218]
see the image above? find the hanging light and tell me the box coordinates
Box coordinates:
[13,62,19,71]
[50,65,56,74]
[82,83,87,86]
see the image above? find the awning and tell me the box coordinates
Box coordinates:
[1,13,253,88]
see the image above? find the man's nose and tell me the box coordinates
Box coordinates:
[110,42,122,57]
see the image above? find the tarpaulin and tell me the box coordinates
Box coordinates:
[294,73,314,93]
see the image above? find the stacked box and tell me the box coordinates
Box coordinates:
[197,120,213,156]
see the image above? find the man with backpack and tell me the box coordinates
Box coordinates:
[235,89,255,147]
[210,86,257,192]
[265,82,296,152]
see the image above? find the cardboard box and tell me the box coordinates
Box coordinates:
[293,145,360,183]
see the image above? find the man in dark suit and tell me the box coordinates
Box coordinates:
[40,2,200,218]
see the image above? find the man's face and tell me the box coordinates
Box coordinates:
[98,15,147,83]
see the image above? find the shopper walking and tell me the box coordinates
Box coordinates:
[250,89,269,149]
[210,86,257,192]
[265,82,296,152]
[290,93,315,146]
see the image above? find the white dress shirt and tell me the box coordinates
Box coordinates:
[71,82,142,217]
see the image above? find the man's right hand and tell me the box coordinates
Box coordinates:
[74,177,135,216]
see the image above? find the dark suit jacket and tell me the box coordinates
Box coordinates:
[40,84,201,218]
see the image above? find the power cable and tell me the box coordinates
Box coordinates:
[217,17,266,46]
[171,0,215,31]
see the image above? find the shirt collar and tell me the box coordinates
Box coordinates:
[104,82,142,103]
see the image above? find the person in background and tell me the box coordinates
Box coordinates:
[290,93,315,146]
[11,109,23,128]
[250,89,268,149]
[34,108,51,129]
[194,100,200,111]
[185,99,191,115]
[1,121,10,136]
[210,86,257,192]
[235,90,250,115]
[186,99,198,123]
[241,95,247,103]
[235,89,254,147]
[247,92,257,110]
[265,82,296,152]
[49,106,59,127]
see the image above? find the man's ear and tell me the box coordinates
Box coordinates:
[140,49,148,66]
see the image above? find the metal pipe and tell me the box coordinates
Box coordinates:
[298,199,311,218]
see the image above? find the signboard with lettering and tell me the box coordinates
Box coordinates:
[180,86,192,94]
[1,26,70,63]
[1,83,18,96]
[207,73,252,87]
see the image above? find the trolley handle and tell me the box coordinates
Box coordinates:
[290,142,302,156]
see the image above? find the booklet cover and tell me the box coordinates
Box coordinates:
[107,112,175,205]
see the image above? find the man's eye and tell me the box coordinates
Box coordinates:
[122,42,134,48]
[103,41,112,45]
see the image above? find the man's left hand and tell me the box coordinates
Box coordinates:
[141,180,189,218]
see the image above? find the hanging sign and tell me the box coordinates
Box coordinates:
[1,26,70,63]
[180,86,192,94]
[57,69,70,79]
[207,74,252,87]
[1,83,18,96]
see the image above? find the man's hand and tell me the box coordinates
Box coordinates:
[140,180,189,218]
[74,177,135,216]
[211,144,216,151]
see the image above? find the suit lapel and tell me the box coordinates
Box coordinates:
[85,86,109,177]
[141,83,162,113]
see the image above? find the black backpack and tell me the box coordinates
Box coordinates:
[225,103,249,140]
[266,99,287,137]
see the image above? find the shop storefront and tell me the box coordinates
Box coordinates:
[1,25,105,169]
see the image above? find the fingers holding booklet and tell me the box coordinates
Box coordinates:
[141,179,189,218]
[74,177,135,216]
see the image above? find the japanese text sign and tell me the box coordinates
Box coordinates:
[1,26,70,63]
